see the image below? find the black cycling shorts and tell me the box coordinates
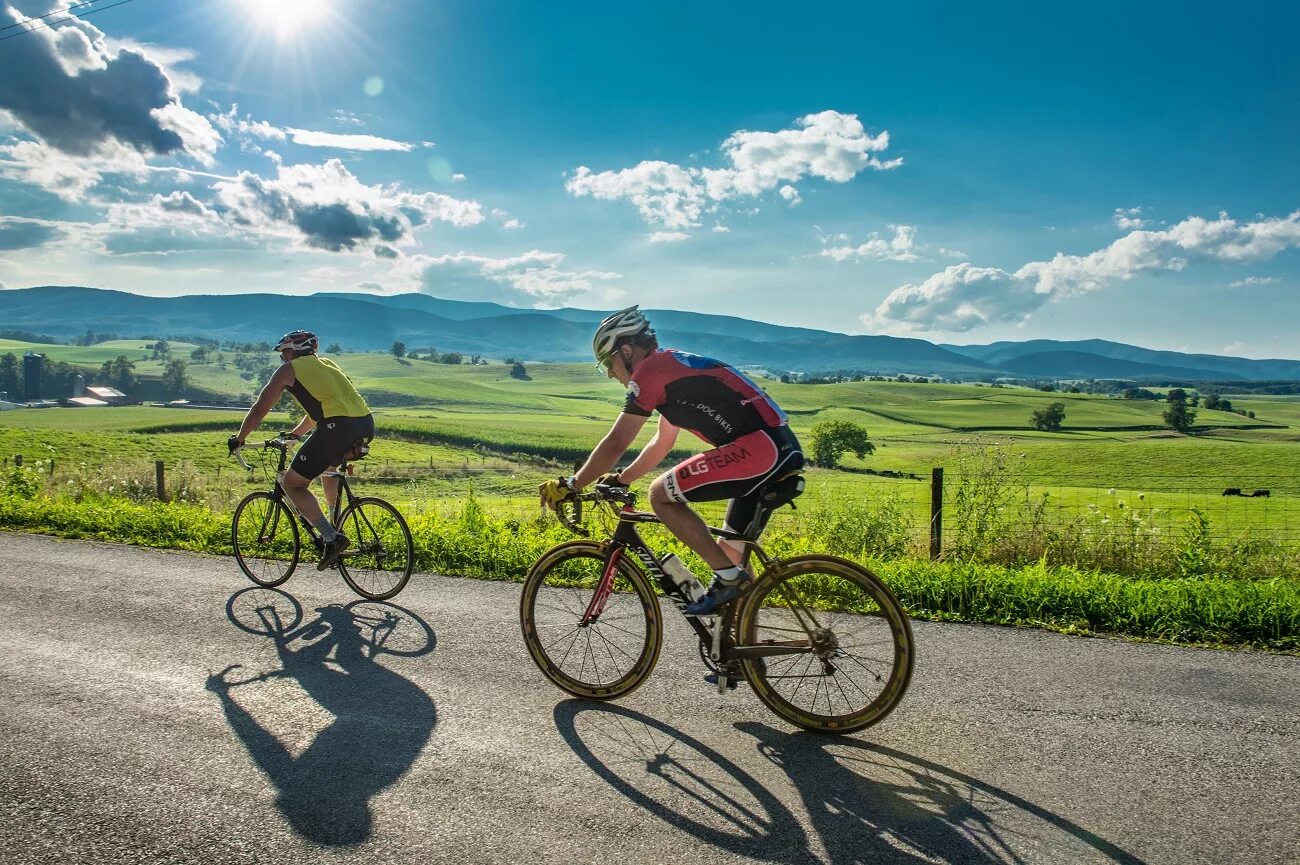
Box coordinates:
[291,414,375,480]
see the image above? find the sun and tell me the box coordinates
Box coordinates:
[241,0,334,39]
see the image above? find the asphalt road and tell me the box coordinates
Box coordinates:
[0,531,1296,865]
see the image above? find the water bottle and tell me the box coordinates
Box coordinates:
[661,554,706,604]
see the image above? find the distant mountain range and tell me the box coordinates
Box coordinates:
[4,286,1299,381]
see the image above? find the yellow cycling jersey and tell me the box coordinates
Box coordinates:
[287,355,370,422]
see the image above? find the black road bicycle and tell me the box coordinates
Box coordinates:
[231,436,414,600]
[520,481,914,734]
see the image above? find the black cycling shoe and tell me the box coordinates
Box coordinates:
[317,535,350,571]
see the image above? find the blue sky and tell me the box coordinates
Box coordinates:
[0,0,1297,357]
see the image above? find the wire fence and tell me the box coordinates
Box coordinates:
[5,450,1297,578]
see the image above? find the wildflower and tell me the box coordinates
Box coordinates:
[1107,488,1116,496]
[1138,493,1146,501]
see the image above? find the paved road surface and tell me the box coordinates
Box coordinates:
[0,532,1296,864]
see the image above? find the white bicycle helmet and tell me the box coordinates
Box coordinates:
[275,329,318,354]
[592,305,651,367]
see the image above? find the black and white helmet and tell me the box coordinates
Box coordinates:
[275,330,318,354]
[592,306,650,367]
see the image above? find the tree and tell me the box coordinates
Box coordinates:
[161,359,189,397]
[0,353,18,398]
[100,355,137,391]
[150,339,170,360]
[391,340,407,358]
[439,351,463,365]
[325,342,342,354]
[808,420,875,469]
[190,346,209,364]
[1162,388,1197,433]
[509,361,529,380]
[1031,402,1067,432]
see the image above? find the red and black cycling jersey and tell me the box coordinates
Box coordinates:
[622,349,789,446]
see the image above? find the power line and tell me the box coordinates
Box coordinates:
[0,0,105,34]
[0,0,144,43]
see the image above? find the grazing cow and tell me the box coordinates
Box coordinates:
[1222,488,1242,496]
[1251,489,1271,498]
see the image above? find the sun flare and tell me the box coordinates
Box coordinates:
[241,0,333,39]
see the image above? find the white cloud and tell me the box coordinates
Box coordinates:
[821,224,918,262]
[417,249,621,305]
[566,110,899,228]
[283,128,413,152]
[712,225,730,233]
[212,106,414,152]
[451,173,466,182]
[0,10,219,166]
[1228,275,1280,288]
[1113,207,1146,230]
[1221,341,1245,355]
[648,231,690,243]
[864,210,1300,333]
[502,218,523,230]
[213,159,484,253]
[566,160,705,230]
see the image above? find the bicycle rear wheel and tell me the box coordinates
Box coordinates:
[520,540,662,700]
[335,496,414,600]
[231,492,300,587]
[737,555,913,734]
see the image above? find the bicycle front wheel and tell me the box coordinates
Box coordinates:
[520,540,662,700]
[336,496,414,600]
[737,555,914,734]
[231,492,300,587]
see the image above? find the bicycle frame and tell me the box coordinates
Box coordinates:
[587,497,815,675]
[239,438,361,546]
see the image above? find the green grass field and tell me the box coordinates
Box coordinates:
[3,350,1299,647]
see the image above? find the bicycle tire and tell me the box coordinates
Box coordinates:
[336,496,414,600]
[520,540,662,700]
[231,491,300,587]
[737,554,914,734]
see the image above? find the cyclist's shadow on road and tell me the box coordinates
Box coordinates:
[554,700,1146,865]
[736,721,1148,865]
[207,587,437,846]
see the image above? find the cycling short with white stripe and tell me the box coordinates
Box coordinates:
[662,425,804,535]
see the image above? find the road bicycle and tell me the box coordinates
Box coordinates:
[520,479,914,734]
[230,436,414,600]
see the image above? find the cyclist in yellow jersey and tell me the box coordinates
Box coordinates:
[228,330,375,569]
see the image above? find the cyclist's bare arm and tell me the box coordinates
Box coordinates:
[618,415,680,484]
[572,412,648,488]
[289,416,314,438]
[237,362,296,441]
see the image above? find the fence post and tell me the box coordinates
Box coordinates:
[155,460,166,501]
[930,467,944,560]
[14,454,22,467]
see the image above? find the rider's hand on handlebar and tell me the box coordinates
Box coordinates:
[278,430,301,441]
[227,434,244,454]
[596,471,628,488]
[539,477,576,510]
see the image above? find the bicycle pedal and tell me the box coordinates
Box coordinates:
[704,672,740,692]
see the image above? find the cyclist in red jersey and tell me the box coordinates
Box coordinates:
[540,306,804,615]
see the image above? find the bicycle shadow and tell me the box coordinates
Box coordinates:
[207,587,438,846]
[552,700,816,863]
[736,722,1149,865]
